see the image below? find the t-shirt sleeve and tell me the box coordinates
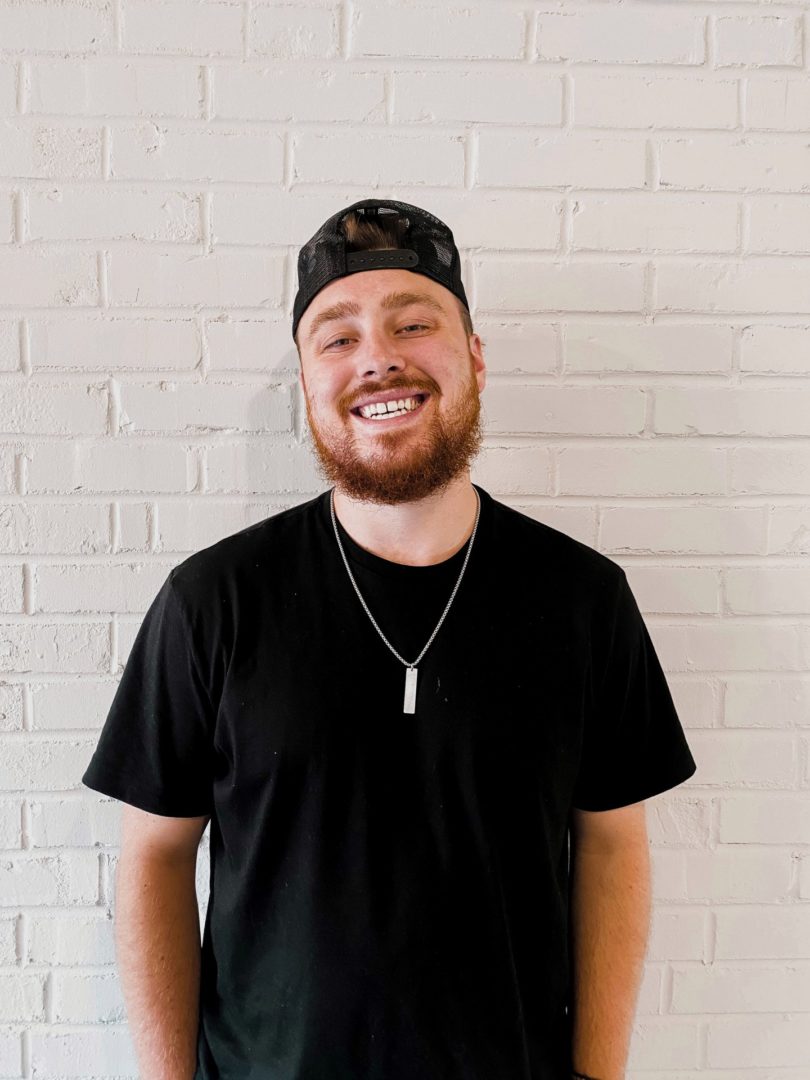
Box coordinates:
[571,568,697,812]
[81,568,216,818]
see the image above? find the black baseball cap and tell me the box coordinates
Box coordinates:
[291,197,470,343]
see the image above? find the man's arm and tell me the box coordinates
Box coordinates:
[114,806,210,1080]
[115,853,203,1080]
[568,801,652,1080]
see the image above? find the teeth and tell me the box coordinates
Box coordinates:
[358,395,422,419]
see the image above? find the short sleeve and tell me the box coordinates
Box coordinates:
[571,569,697,812]
[82,568,216,817]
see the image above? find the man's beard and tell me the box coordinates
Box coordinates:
[302,356,484,505]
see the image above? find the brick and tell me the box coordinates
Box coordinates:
[747,75,810,131]
[657,259,810,314]
[119,380,292,435]
[733,446,810,495]
[470,446,552,495]
[0,0,113,53]
[206,440,323,493]
[350,3,525,60]
[0,448,15,494]
[706,1014,810,1067]
[686,849,791,901]
[292,131,464,186]
[740,324,810,374]
[116,501,149,552]
[565,322,732,375]
[573,73,737,130]
[25,440,189,495]
[29,187,201,243]
[0,971,43,1022]
[0,61,16,112]
[0,191,12,243]
[250,3,339,59]
[0,683,23,731]
[672,962,810,1013]
[725,679,810,728]
[660,137,810,192]
[601,506,764,557]
[748,196,810,253]
[535,11,705,65]
[108,250,284,308]
[648,909,706,962]
[0,623,109,673]
[478,132,645,190]
[683,730,795,785]
[393,70,562,126]
[123,0,243,56]
[557,442,730,496]
[111,122,284,182]
[0,319,19,371]
[626,1018,699,1070]
[658,622,804,673]
[615,565,719,615]
[53,970,124,1023]
[155,498,277,551]
[474,321,557,376]
[28,912,115,964]
[769,508,810,555]
[28,58,203,117]
[33,562,171,613]
[656,387,810,436]
[475,258,644,314]
[31,679,117,730]
[572,195,737,253]
[721,902,810,963]
[1,740,103,805]
[0,565,23,612]
[29,316,201,372]
[0,502,110,554]
[485,385,644,436]
[715,15,802,68]
[0,380,107,435]
[31,792,116,848]
[212,64,384,122]
[206,318,295,372]
[0,250,98,307]
[0,120,102,179]
[31,1026,139,1077]
[726,568,810,614]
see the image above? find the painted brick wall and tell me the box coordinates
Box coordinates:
[1,0,809,1076]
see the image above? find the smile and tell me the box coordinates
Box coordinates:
[350,393,429,424]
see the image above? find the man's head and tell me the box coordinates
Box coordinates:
[292,201,486,506]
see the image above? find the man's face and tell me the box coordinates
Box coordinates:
[297,269,487,505]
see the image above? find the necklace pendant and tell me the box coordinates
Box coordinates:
[403,666,418,714]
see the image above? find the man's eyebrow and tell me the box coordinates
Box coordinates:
[306,291,446,344]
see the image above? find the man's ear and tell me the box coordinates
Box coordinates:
[470,333,486,394]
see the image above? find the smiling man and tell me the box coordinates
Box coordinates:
[81,198,697,1080]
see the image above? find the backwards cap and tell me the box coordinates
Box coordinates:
[291,197,470,342]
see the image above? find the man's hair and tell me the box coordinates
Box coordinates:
[293,209,474,358]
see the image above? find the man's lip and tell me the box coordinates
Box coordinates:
[351,394,430,424]
[350,391,430,415]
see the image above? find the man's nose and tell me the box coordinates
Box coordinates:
[354,331,407,380]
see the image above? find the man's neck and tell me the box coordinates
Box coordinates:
[331,475,479,567]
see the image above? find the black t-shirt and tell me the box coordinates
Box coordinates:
[82,484,697,1080]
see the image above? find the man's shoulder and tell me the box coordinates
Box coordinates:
[488,493,626,592]
[166,491,324,602]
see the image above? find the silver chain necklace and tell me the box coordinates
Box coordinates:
[330,487,481,715]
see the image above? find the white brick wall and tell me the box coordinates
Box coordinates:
[1,0,808,1075]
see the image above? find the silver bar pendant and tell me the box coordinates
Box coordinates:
[403,666,418,714]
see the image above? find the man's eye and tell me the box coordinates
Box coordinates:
[324,324,428,350]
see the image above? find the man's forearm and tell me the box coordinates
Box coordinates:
[569,840,652,1080]
[115,854,203,1080]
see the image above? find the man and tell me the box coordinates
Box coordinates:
[82,198,697,1080]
